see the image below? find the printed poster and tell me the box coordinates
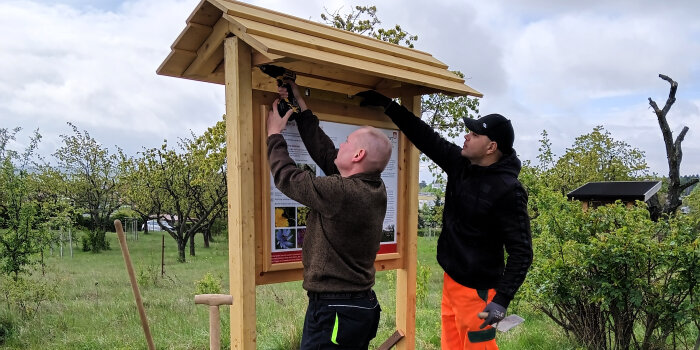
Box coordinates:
[270,120,399,264]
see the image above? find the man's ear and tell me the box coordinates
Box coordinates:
[486,141,498,155]
[352,149,366,163]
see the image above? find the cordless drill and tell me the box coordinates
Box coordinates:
[259,64,300,120]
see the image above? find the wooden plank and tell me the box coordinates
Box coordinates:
[265,61,382,91]
[184,17,229,78]
[256,268,304,285]
[187,0,223,27]
[252,51,281,66]
[230,16,461,83]
[254,35,481,97]
[225,37,256,350]
[172,22,213,52]
[225,14,272,56]
[377,330,406,350]
[213,0,447,68]
[156,49,196,77]
[395,95,420,350]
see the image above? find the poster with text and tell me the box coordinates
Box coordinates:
[270,120,399,265]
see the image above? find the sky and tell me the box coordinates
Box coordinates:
[2,0,699,181]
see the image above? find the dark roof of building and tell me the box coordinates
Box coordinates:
[566,181,662,202]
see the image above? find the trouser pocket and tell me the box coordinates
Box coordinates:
[328,301,381,347]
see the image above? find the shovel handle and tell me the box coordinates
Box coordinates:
[478,312,488,319]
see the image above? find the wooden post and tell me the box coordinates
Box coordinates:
[69,227,73,258]
[224,36,257,350]
[161,235,165,277]
[395,94,420,350]
[115,220,156,350]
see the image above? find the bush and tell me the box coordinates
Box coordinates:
[194,272,222,295]
[3,275,57,318]
[524,189,699,349]
[0,310,16,345]
[137,265,160,288]
[416,264,431,304]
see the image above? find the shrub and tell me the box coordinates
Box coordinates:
[137,265,160,288]
[0,310,16,345]
[194,272,222,295]
[524,189,698,349]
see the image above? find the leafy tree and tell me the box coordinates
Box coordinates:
[0,128,43,280]
[129,120,227,262]
[320,5,480,187]
[119,153,159,236]
[536,126,649,195]
[184,119,227,248]
[522,125,697,349]
[53,123,121,252]
[321,6,417,47]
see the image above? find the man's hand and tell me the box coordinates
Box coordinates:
[479,302,506,329]
[267,99,293,137]
[355,90,392,109]
[278,80,308,112]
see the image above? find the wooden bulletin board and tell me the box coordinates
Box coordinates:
[159,2,480,347]
[251,89,411,285]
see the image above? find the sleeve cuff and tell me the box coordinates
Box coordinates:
[492,293,512,309]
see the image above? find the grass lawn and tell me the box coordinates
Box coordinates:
[0,231,583,349]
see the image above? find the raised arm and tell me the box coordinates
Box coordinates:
[281,81,339,175]
[356,90,464,173]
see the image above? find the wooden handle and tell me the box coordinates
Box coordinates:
[194,294,233,350]
[194,294,233,306]
[478,312,488,319]
[115,220,156,350]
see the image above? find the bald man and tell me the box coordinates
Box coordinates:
[266,82,391,350]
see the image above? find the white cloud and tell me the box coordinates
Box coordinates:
[1,0,699,178]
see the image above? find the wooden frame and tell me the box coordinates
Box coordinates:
[161,2,479,348]
[252,90,407,284]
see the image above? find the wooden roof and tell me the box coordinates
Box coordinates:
[567,181,662,202]
[157,0,482,98]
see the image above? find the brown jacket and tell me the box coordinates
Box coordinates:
[267,110,387,292]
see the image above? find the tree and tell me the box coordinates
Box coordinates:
[0,128,43,280]
[648,74,699,216]
[321,5,480,186]
[521,123,697,349]
[536,126,649,195]
[131,120,227,262]
[184,120,227,248]
[53,123,121,252]
[119,152,159,236]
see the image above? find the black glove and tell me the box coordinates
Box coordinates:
[355,90,392,110]
[479,302,506,329]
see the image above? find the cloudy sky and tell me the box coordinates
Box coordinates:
[2,0,699,180]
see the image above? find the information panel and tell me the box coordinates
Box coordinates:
[269,120,399,265]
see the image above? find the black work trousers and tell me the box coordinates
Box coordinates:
[299,290,381,350]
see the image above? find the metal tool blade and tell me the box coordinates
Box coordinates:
[494,314,525,332]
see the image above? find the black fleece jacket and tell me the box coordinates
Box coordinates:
[384,102,533,308]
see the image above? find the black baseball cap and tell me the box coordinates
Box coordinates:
[462,114,514,154]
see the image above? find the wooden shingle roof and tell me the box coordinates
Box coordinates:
[157,0,482,98]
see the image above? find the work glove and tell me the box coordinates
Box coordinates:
[479,302,506,329]
[355,90,392,110]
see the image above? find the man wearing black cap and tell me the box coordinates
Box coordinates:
[356,91,532,350]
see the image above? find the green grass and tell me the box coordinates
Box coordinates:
[0,232,582,349]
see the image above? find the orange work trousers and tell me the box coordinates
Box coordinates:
[441,273,498,350]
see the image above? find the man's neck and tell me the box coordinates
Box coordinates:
[471,153,501,167]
